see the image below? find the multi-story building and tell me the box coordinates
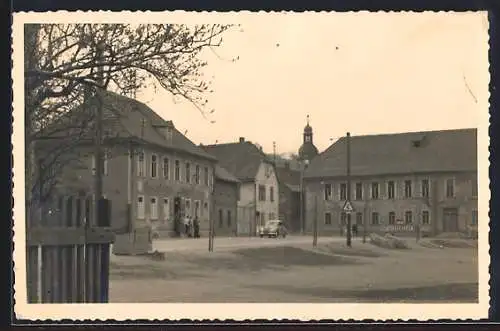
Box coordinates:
[203,138,279,236]
[36,91,218,254]
[275,162,301,232]
[213,165,240,236]
[303,128,478,237]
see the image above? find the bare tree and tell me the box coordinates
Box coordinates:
[25,23,236,208]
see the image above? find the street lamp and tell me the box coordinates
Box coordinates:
[300,159,310,235]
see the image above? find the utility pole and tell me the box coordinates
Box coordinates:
[346,132,352,248]
[362,201,367,244]
[93,41,105,222]
[313,195,318,247]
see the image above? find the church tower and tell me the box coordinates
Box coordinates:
[298,115,319,162]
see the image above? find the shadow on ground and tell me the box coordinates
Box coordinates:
[184,246,361,272]
[252,282,478,303]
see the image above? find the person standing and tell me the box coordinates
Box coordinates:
[183,214,190,237]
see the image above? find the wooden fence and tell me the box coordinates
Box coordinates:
[26,195,114,303]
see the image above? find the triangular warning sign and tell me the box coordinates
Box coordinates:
[342,200,354,213]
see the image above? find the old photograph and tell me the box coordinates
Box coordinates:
[13,11,489,320]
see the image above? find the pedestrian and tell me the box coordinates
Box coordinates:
[352,224,358,237]
[188,216,193,238]
[193,216,200,238]
[183,214,190,237]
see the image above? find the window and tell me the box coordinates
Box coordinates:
[150,154,158,178]
[446,178,455,198]
[269,212,275,220]
[227,210,232,227]
[422,211,430,224]
[204,201,209,219]
[185,162,191,183]
[194,200,200,218]
[324,183,332,201]
[340,183,347,201]
[174,160,180,181]
[387,181,395,199]
[472,210,478,225]
[195,165,200,184]
[150,197,158,220]
[258,185,266,201]
[218,209,223,228]
[371,182,379,199]
[355,183,363,200]
[137,195,145,219]
[421,179,429,198]
[340,212,347,226]
[270,187,275,202]
[91,151,108,176]
[325,212,332,225]
[356,212,363,225]
[185,199,191,217]
[204,167,209,185]
[163,198,170,220]
[371,212,379,225]
[137,151,145,177]
[472,177,478,197]
[405,211,413,224]
[388,212,396,225]
[163,157,170,179]
[404,180,412,198]
[305,135,311,142]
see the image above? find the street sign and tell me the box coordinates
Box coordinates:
[342,200,354,213]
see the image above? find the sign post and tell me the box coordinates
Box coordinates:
[345,132,352,248]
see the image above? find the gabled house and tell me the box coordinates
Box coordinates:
[275,162,301,233]
[203,137,279,236]
[303,128,478,237]
[36,91,218,254]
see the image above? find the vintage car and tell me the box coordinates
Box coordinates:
[259,220,287,238]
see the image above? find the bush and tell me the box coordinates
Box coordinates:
[370,233,409,249]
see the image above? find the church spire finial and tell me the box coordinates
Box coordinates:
[307,114,310,126]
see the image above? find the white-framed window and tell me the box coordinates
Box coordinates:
[422,210,430,224]
[258,185,266,201]
[270,186,275,202]
[174,160,180,181]
[150,197,158,220]
[371,182,379,199]
[340,183,347,201]
[195,165,200,185]
[371,212,379,225]
[355,212,363,225]
[405,210,413,224]
[137,195,145,219]
[150,154,158,178]
[324,183,332,201]
[404,180,412,198]
[163,198,170,220]
[137,150,145,177]
[186,162,191,183]
[445,178,455,198]
[204,167,209,186]
[163,157,170,179]
[421,179,430,198]
[355,182,363,200]
[387,181,395,199]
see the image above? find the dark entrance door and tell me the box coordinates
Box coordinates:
[443,208,459,232]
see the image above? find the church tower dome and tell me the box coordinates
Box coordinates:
[298,115,319,162]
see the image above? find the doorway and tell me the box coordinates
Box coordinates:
[442,208,459,232]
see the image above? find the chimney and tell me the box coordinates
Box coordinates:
[239,137,245,143]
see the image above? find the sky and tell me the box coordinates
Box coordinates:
[135,12,489,155]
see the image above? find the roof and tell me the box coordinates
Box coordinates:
[202,140,270,181]
[215,165,240,183]
[304,128,477,179]
[275,165,301,187]
[55,91,217,161]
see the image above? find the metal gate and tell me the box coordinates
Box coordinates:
[26,195,114,303]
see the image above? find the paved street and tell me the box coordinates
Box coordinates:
[151,235,349,253]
